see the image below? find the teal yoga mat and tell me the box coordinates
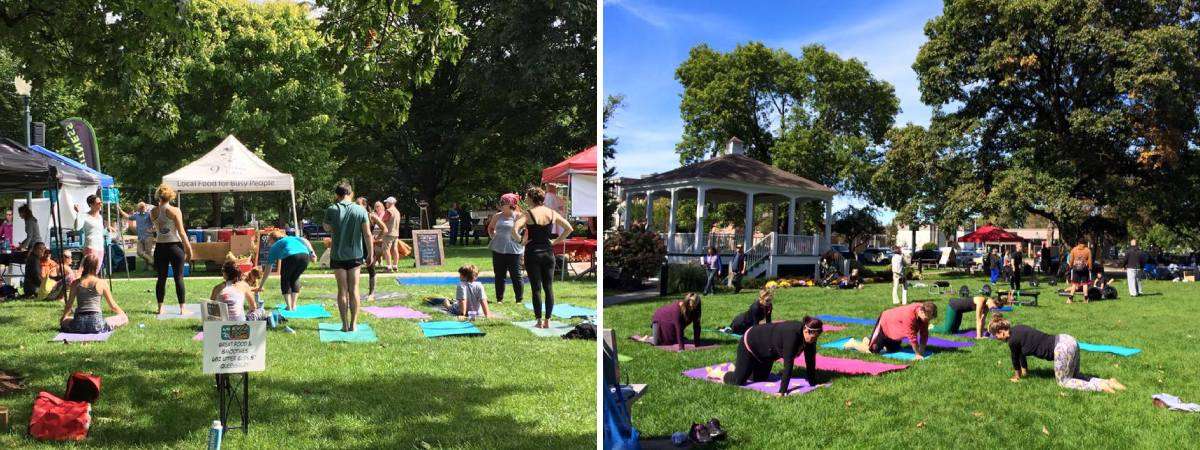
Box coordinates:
[318,323,378,343]
[513,320,574,338]
[815,315,876,326]
[419,321,485,338]
[1079,342,1141,356]
[276,303,332,319]
[523,302,596,318]
[821,337,934,361]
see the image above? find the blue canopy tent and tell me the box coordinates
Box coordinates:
[29,145,114,188]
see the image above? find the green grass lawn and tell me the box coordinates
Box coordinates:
[0,275,596,449]
[606,272,1200,448]
[110,242,499,277]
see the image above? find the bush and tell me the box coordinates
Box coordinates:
[666,263,708,294]
[604,229,667,281]
[921,242,939,251]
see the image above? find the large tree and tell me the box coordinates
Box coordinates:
[674,42,899,195]
[914,0,1200,243]
[335,0,596,215]
[832,205,884,252]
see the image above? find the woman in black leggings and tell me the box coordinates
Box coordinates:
[706,317,825,396]
[150,185,194,315]
[514,187,573,329]
[256,230,317,310]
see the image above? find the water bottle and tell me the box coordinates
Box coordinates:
[207,420,223,450]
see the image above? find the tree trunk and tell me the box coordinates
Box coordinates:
[209,193,222,228]
[233,193,246,226]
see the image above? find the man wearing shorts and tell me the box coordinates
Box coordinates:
[324,182,373,332]
[383,197,402,271]
[1065,240,1092,303]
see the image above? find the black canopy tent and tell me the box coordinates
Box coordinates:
[0,138,102,283]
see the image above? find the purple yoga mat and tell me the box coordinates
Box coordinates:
[362,306,431,319]
[791,354,907,376]
[630,335,718,352]
[955,329,993,339]
[682,362,821,396]
[901,336,975,348]
[52,331,113,342]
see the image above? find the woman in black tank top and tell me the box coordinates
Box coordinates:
[514,187,573,329]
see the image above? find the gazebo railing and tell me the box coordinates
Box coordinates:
[663,233,698,254]
[775,234,819,256]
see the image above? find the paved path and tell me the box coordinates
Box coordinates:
[603,287,660,306]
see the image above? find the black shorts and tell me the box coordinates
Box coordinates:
[1070,268,1090,283]
[330,259,364,270]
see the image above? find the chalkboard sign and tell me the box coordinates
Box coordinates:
[412,229,445,268]
[257,233,272,268]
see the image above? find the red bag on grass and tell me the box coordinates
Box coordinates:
[65,372,101,404]
[28,391,91,441]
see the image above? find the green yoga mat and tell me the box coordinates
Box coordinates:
[276,303,332,319]
[513,320,574,338]
[318,323,378,343]
[419,321,485,338]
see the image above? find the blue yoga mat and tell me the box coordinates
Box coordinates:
[276,303,332,319]
[991,306,1014,312]
[395,276,528,286]
[821,337,935,361]
[523,302,596,318]
[318,323,378,343]
[815,315,877,326]
[1079,342,1141,356]
[419,321,485,338]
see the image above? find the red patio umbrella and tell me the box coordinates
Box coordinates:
[957,224,1025,243]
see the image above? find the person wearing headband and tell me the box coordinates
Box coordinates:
[487,193,525,303]
[706,316,825,396]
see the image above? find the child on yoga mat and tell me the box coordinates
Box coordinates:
[932,294,1005,338]
[59,254,128,334]
[705,317,825,397]
[209,260,265,321]
[987,314,1126,392]
[648,293,702,351]
[450,264,493,320]
[845,302,937,360]
[724,289,773,335]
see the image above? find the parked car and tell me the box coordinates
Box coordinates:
[956,250,980,267]
[302,223,329,239]
[830,244,850,253]
[911,249,942,265]
[860,247,892,265]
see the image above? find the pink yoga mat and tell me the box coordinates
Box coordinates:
[630,335,718,352]
[791,354,907,376]
[193,332,204,341]
[823,325,847,332]
[682,362,822,396]
[362,306,431,319]
[52,331,113,342]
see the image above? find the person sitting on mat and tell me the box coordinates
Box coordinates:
[1085,264,1116,301]
[704,316,826,397]
[723,289,773,335]
[210,260,264,321]
[59,253,128,334]
[647,293,702,350]
[987,313,1126,392]
[932,293,1005,338]
[844,302,937,360]
[448,264,493,319]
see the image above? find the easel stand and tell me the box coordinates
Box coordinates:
[215,372,250,434]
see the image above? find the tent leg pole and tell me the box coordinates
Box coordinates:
[290,189,299,234]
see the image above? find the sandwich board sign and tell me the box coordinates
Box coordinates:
[412,229,445,268]
[202,321,266,374]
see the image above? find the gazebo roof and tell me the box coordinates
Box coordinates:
[625,153,835,195]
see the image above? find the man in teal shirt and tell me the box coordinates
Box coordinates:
[323,182,373,332]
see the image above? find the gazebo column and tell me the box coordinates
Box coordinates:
[693,187,707,252]
[667,189,678,251]
[743,191,756,249]
[622,190,632,230]
[823,198,833,251]
[644,192,654,230]
[786,196,797,236]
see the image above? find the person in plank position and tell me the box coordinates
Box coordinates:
[845,302,937,360]
[723,289,773,335]
[705,317,825,397]
[987,314,1126,392]
[643,293,702,350]
[931,289,1006,338]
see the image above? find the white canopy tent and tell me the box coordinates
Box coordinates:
[162,135,299,230]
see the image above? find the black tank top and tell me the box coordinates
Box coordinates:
[527,221,554,252]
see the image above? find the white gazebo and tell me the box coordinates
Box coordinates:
[619,138,836,278]
[162,135,300,229]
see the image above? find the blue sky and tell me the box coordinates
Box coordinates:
[603,0,945,223]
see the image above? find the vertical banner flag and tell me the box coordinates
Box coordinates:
[60,117,99,170]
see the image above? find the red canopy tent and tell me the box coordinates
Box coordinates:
[957,224,1025,243]
[541,145,597,183]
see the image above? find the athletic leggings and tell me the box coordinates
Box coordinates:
[279,253,308,295]
[723,337,773,386]
[154,242,186,305]
[365,263,376,295]
[525,249,555,319]
[491,251,524,302]
[867,314,902,353]
[1053,334,1106,391]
